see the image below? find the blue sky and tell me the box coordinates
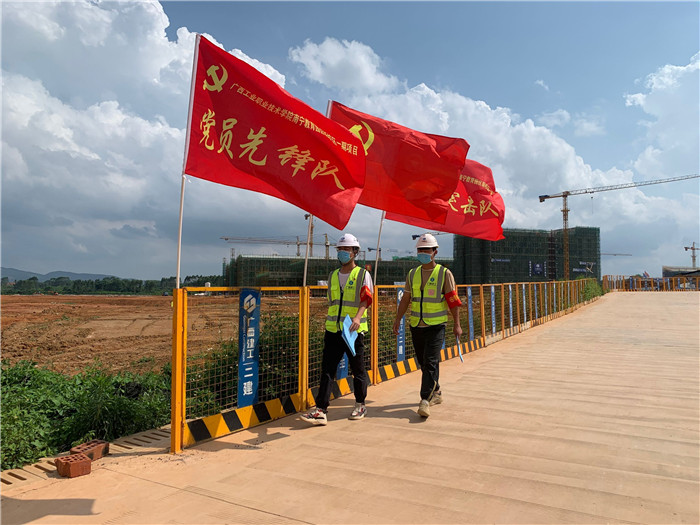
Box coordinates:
[2,1,699,280]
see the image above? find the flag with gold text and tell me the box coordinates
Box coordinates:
[385,159,505,241]
[329,101,469,223]
[184,36,365,230]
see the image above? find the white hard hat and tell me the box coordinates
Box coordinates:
[415,233,439,249]
[336,233,360,248]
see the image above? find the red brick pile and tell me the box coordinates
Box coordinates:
[54,439,109,478]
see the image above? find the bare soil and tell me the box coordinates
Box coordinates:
[1,295,177,375]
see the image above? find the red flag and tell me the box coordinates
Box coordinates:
[385,159,505,241]
[329,101,469,223]
[184,36,365,230]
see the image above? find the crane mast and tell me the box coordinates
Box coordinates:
[539,173,699,279]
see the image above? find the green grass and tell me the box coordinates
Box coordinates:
[1,360,171,471]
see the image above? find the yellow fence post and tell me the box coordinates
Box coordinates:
[516,283,521,331]
[170,288,186,454]
[298,286,309,411]
[479,285,486,341]
[500,284,505,339]
[370,289,379,385]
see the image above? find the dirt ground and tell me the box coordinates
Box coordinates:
[1,294,312,375]
[1,295,178,375]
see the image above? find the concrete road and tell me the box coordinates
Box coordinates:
[2,292,698,524]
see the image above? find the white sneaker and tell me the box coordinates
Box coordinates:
[417,399,430,418]
[349,403,366,420]
[300,407,327,426]
[429,391,443,406]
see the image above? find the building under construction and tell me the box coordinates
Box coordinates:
[223,226,600,287]
[453,227,600,284]
[223,255,455,287]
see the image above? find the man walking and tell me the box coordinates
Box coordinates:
[392,233,462,417]
[301,233,373,425]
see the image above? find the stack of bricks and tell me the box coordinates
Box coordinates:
[54,439,109,478]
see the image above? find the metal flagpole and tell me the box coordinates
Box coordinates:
[373,211,385,286]
[302,214,313,287]
[175,176,186,289]
[176,34,201,289]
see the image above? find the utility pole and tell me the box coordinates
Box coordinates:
[684,242,698,268]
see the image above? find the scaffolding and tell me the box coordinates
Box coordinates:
[225,255,457,286]
[453,227,600,284]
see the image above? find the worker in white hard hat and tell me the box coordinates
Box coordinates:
[392,233,462,418]
[301,233,373,426]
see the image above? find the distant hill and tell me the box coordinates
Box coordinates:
[1,267,116,283]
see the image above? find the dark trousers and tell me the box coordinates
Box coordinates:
[410,324,445,401]
[316,330,368,410]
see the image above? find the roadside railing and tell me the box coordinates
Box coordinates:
[603,275,699,292]
[171,278,595,452]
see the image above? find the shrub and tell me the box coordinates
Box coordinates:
[582,279,604,301]
[0,360,171,471]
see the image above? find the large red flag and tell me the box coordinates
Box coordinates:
[184,36,365,230]
[385,159,505,241]
[329,101,469,224]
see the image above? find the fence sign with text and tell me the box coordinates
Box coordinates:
[397,288,406,361]
[238,288,261,407]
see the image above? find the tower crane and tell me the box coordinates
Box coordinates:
[221,234,332,258]
[539,173,699,279]
[684,241,698,268]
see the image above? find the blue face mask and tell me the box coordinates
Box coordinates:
[337,251,352,264]
[417,252,433,265]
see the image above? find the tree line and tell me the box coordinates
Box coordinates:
[1,274,223,295]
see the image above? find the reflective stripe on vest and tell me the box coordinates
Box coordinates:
[325,266,368,333]
[409,264,448,327]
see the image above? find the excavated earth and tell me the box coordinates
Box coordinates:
[2,295,181,375]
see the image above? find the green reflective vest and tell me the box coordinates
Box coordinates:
[408,264,448,327]
[326,266,369,333]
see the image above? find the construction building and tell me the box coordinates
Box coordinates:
[453,227,600,284]
[223,226,600,287]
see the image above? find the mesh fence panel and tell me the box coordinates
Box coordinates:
[185,291,240,419]
[258,289,300,403]
[376,286,402,368]
[308,287,328,391]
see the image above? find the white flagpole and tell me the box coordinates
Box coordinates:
[373,211,385,286]
[302,214,313,287]
[176,35,201,289]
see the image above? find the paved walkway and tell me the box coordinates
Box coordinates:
[2,292,699,524]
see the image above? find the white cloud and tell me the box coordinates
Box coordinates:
[573,116,605,137]
[537,109,570,128]
[625,53,699,177]
[535,79,550,91]
[289,37,400,93]
[230,48,286,88]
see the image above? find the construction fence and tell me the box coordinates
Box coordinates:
[603,275,699,292]
[170,278,596,452]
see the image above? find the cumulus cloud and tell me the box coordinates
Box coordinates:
[1,1,295,279]
[535,79,550,91]
[289,38,400,93]
[625,53,699,177]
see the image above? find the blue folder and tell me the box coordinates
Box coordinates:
[342,315,357,356]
